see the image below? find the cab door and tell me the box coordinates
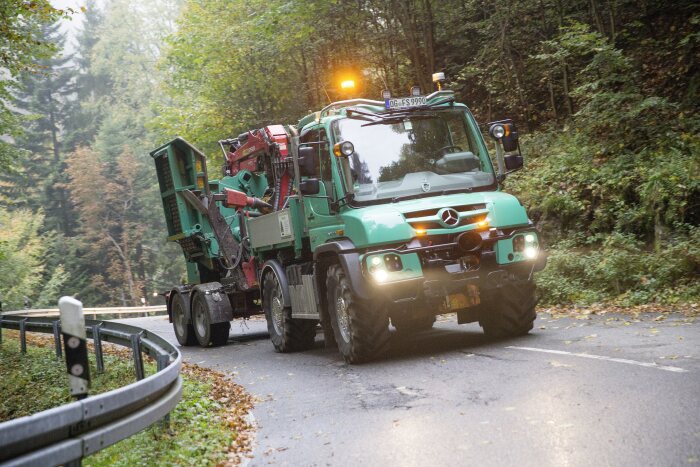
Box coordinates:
[299,127,344,249]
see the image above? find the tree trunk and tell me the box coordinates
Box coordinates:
[562,60,574,116]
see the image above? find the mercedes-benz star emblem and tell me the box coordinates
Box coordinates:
[439,208,460,227]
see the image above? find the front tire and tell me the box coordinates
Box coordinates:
[171,292,198,346]
[263,271,317,352]
[191,291,230,347]
[478,281,537,338]
[326,264,389,363]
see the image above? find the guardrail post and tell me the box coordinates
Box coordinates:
[131,331,145,380]
[157,354,171,430]
[92,323,104,374]
[59,297,90,400]
[0,318,3,344]
[53,320,62,358]
[19,318,27,353]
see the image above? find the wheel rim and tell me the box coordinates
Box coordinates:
[193,296,207,337]
[335,295,351,343]
[271,289,285,336]
[173,298,186,336]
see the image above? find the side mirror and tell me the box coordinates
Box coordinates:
[297,146,318,177]
[504,154,523,171]
[299,178,320,195]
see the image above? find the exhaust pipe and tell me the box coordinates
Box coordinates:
[457,231,482,252]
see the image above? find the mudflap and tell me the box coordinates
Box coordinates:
[191,282,234,323]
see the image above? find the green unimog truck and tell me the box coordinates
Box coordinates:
[151,86,546,363]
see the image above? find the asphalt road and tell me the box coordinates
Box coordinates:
[122,312,700,466]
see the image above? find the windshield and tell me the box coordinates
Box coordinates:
[332,109,495,203]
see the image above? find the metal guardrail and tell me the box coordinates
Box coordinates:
[0,315,182,466]
[1,305,167,317]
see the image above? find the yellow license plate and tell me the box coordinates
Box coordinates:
[446,293,470,310]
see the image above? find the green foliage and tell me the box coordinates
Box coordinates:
[0,1,74,172]
[0,208,67,310]
[0,333,236,465]
[536,231,700,306]
[87,377,233,466]
[1,0,698,307]
[0,333,143,421]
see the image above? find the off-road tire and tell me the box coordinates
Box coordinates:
[478,281,537,338]
[192,291,230,347]
[171,292,197,346]
[326,264,390,363]
[263,271,317,352]
[391,315,436,333]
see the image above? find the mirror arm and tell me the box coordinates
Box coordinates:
[494,140,507,183]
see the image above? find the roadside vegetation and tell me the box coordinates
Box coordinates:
[0,331,253,465]
[0,0,697,310]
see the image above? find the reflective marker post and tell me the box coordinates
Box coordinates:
[58,296,90,400]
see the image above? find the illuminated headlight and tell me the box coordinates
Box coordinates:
[372,269,388,283]
[524,246,538,259]
[371,256,382,266]
[525,234,535,243]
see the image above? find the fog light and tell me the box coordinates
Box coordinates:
[524,247,537,259]
[384,254,403,272]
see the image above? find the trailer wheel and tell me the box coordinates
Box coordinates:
[326,264,389,363]
[391,315,435,333]
[172,292,197,346]
[192,291,230,347]
[478,281,537,338]
[263,271,317,352]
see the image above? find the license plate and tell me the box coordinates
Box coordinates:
[446,293,470,311]
[385,96,427,110]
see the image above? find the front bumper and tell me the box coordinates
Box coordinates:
[361,227,547,304]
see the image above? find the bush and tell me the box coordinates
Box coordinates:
[535,230,700,306]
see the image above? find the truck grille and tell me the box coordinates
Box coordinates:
[403,204,488,230]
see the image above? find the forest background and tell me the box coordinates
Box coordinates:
[0,0,697,310]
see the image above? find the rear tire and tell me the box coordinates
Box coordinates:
[478,281,537,338]
[171,292,197,346]
[326,264,389,363]
[192,291,230,347]
[263,271,317,352]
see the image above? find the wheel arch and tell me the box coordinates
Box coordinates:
[260,259,291,308]
[313,240,372,301]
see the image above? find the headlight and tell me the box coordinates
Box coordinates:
[525,233,535,242]
[524,246,537,259]
[372,269,388,283]
[333,141,354,157]
[490,124,505,139]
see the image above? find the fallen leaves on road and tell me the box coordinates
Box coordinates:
[539,302,699,320]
